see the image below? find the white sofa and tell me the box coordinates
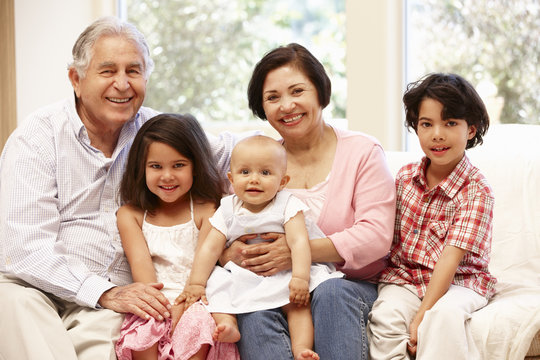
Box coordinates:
[384,124,540,360]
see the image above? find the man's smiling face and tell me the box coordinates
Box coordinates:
[69,35,147,132]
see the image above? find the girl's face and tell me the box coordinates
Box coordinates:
[145,141,193,205]
[417,98,476,177]
[261,65,323,139]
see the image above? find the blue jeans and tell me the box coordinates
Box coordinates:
[236,278,378,360]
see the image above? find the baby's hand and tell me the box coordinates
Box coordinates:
[289,277,310,306]
[175,284,207,308]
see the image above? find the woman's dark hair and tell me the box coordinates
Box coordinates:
[120,113,223,212]
[247,43,331,120]
[403,73,490,149]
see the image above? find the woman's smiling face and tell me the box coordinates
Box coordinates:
[262,65,323,138]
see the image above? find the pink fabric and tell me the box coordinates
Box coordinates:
[314,127,396,280]
[116,303,239,360]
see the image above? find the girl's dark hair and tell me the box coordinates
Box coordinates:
[403,73,490,149]
[120,113,223,211]
[247,43,331,120]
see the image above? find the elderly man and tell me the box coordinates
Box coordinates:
[0,16,234,359]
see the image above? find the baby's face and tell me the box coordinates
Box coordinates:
[228,145,287,213]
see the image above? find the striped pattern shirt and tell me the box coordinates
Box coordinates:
[379,155,496,298]
[0,98,235,307]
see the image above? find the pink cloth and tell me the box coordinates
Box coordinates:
[309,127,396,280]
[116,303,239,360]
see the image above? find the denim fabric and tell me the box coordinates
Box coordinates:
[236,278,378,360]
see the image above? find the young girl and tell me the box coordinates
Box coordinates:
[114,114,239,360]
[178,135,343,360]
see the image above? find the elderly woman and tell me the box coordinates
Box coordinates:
[220,43,396,359]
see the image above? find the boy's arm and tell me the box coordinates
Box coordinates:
[283,211,311,306]
[408,245,467,355]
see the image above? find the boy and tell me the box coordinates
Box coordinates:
[368,73,496,360]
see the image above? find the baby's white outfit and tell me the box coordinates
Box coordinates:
[204,190,343,314]
[142,197,198,302]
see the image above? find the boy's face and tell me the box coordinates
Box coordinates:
[417,98,477,177]
[227,143,289,213]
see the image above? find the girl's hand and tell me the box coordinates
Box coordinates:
[175,284,207,308]
[288,277,310,306]
[241,233,292,276]
[169,302,185,336]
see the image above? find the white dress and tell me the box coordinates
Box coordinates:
[142,198,198,302]
[204,191,344,314]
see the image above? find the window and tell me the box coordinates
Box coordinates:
[125,0,345,132]
[406,0,540,127]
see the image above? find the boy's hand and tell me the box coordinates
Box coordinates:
[175,284,207,308]
[407,311,425,357]
[289,277,310,306]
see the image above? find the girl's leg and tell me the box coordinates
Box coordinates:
[188,344,210,360]
[211,313,241,343]
[416,285,487,360]
[132,344,158,360]
[236,308,294,360]
[282,303,319,360]
[368,283,421,360]
[311,278,378,360]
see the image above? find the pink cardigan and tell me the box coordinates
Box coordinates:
[318,127,396,280]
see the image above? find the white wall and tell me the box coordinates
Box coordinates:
[14,0,117,122]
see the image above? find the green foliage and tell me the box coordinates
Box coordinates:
[409,0,540,124]
[127,0,346,123]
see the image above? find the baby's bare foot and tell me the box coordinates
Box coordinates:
[295,349,319,360]
[213,323,241,343]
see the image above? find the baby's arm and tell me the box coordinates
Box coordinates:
[176,227,227,308]
[284,212,311,306]
[407,245,466,355]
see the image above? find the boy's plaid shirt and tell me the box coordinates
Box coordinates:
[379,155,496,299]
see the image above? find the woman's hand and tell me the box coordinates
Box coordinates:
[241,233,292,276]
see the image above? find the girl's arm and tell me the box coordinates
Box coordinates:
[407,245,467,356]
[117,205,157,284]
[283,212,311,306]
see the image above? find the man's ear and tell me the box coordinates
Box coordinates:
[68,68,81,98]
[279,174,290,190]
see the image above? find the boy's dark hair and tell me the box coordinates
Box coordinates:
[247,43,331,120]
[403,73,489,149]
[120,113,223,212]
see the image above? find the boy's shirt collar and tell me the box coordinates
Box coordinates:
[412,154,472,199]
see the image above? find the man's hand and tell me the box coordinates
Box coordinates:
[240,233,292,276]
[98,282,171,321]
[289,276,310,306]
